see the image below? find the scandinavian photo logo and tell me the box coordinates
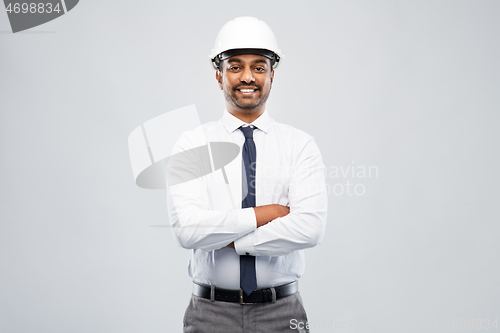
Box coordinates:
[3,0,79,33]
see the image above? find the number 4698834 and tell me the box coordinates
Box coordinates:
[6,2,62,14]
[443,319,498,330]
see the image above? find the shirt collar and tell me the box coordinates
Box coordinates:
[222,109,271,134]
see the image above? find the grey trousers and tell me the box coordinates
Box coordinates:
[183,292,310,333]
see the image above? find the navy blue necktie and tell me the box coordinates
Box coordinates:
[239,126,257,296]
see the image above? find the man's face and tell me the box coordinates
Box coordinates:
[216,54,274,112]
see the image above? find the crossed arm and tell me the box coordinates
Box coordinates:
[166,133,327,257]
[226,204,290,249]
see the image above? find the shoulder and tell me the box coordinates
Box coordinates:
[270,119,315,145]
[269,118,324,161]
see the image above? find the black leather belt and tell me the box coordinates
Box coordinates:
[192,281,298,304]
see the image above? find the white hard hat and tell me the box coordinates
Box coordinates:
[209,17,283,70]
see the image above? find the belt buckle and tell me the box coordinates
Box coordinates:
[239,290,246,304]
[239,290,257,305]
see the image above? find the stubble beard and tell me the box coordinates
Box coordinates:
[224,85,271,112]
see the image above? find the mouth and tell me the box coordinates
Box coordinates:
[236,87,259,96]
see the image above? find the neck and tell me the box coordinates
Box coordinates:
[226,104,266,124]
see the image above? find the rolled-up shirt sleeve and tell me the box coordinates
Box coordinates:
[166,131,256,252]
[234,137,327,257]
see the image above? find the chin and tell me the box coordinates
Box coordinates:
[231,98,260,110]
[236,103,262,111]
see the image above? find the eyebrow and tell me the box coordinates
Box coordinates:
[227,58,269,66]
[253,59,268,66]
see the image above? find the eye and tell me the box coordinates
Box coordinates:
[255,67,265,72]
[229,66,241,71]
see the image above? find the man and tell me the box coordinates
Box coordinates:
[166,17,327,332]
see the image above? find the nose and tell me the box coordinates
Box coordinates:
[240,67,255,84]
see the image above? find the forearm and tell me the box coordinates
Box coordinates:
[225,204,290,249]
[234,206,327,257]
[167,185,256,251]
[254,204,290,227]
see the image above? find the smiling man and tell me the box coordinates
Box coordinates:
[217,52,274,116]
[166,17,328,332]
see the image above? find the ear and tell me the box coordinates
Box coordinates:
[215,70,223,90]
[271,70,274,84]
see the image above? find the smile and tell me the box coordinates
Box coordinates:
[236,87,258,95]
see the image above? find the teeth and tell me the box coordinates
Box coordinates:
[239,89,255,93]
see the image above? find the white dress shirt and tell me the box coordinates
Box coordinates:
[166,109,327,289]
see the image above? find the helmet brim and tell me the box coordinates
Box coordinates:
[212,48,281,70]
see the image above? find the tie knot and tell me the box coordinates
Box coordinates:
[239,126,255,139]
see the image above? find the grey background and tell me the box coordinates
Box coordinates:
[1,0,499,332]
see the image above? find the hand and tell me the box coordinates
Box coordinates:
[226,205,289,249]
[254,204,290,228]
[274,204,290,218]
